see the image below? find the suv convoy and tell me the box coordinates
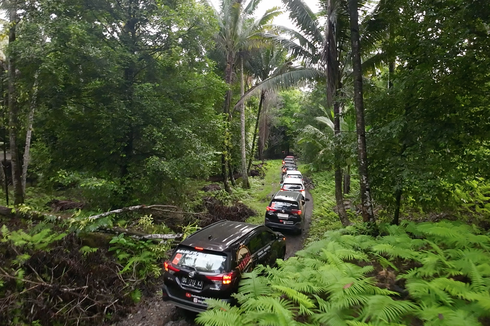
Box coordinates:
[162,220,286,312]
[265,191,305,234]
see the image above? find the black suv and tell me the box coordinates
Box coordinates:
[162,220,286,312]
[265,191,305,234]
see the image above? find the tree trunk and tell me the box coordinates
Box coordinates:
[22,71,39,195]
[247,90,265,172]
[0,66,9,205]
[221,52,234,193]
[343,165,351,194]
[334,101,350,226]
[7,3,24,205]
[326,0,349,226]
[348,0,375,224]
[228,161,236,186]
[392,188,402,225]
[239,56,249,188]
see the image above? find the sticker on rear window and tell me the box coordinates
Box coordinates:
[236,245,252,272]
[172,253,182,265]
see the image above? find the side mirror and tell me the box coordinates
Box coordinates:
[305,198,310,201]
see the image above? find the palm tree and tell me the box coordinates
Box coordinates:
[244,45,289,171]
[234,0,350,223]
[207,0,281,190]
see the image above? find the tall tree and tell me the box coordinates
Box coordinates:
[207,0,281,190]
[245,46,288,171]
[324,0,351,226]
[6,0,24,204]
[348,0,375,224]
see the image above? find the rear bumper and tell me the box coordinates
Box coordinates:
[162,284,234,313]
[265,219,302,233]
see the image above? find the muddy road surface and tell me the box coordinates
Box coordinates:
[115,191,313,326]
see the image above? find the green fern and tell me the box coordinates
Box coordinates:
[196,300,248,326]
[199,220,490,326]
[360,295,417,324]
[415,303,483,326]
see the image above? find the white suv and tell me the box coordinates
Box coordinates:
[280,177,305,200]
[285,170,303,184]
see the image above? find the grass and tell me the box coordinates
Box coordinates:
[242,160,283,225]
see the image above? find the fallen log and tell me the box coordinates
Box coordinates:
[87,204,202,221]
[100,226,183,241]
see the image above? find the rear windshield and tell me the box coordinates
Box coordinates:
[286,174,302,179]
[172,248,227,273]
[270,201,299,210]
[283,184,303,191]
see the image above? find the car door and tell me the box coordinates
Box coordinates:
[246,228,276,267]
[259,230,280,266]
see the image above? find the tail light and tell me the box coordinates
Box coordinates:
[291,209,302,215]
[164,261,180,272]
[266,206,277,212]
[206,271,235,285]
[282,160,285,164]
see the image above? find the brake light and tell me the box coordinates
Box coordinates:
[282,160,285,164]
[266,206,277,212]
[195,247,204,251]
[164,261,179,272]
[223,274,233,284]
[291,209,302,215]
[206,271,235,284]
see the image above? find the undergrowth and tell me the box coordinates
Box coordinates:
[305,169,361,243]
[197,220,490,326]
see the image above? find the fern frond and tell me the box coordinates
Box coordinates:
[371,243,419,260]
[238,270,271,301]
[196,299,247,326]
[405,279,454,306]
[416,303,482,326]
[375,254,399,271]
[360,295,418,324]
[312,307,352,326]
[466,291,490,311]
[272,285,316,314]
[241,297,295,326]
[325,241,370,262]
[451,257,489,291]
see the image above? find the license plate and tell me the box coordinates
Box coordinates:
[189,294,209,304]
[283,221,294,225]
[181,277,203,289]
[277,213,289,218]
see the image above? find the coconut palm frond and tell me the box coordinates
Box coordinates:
[262,32,317,62]
[281,0,323,43]
[256,7,283,27]
[234,67,322,108]
[243,0,261,15]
